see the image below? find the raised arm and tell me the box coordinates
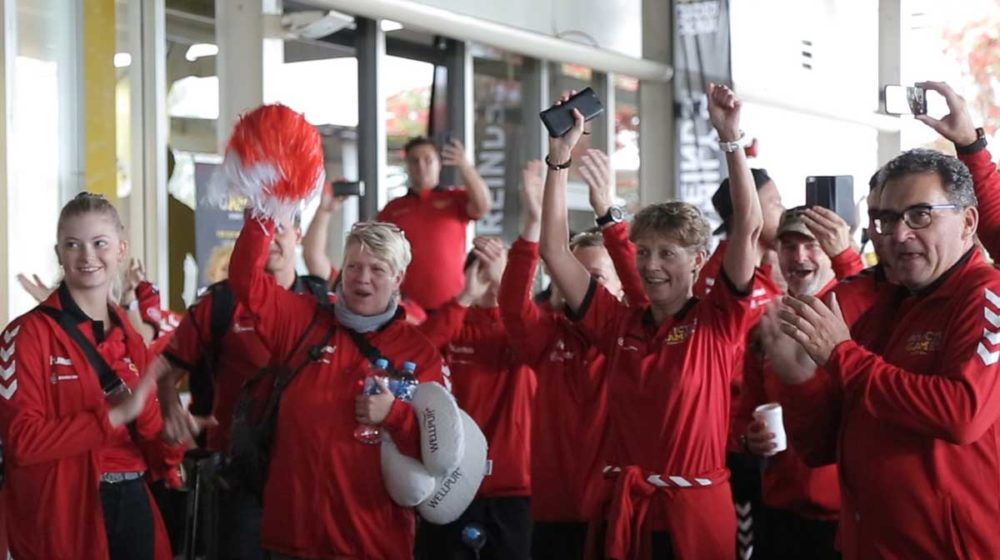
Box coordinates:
[916,81,1000,254]
[580,148,648,307]
[499,161,560,366]
[228,215,318,358]
[442,139,491,219]
[539,96,594,311]
[418,260,488,349]
[303,181,343,278]
[708,84,762,291]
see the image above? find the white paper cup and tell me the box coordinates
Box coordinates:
[753,402,787,455]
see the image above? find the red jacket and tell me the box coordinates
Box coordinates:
[0,287,180,560]
[731,250,864,515]
[572,274,756,476]
[734,279,845,521]
[784,250,1000,559]
[960,146,1000,254]
[163,277,329,453]
[420,302,537,498]
[498,239,608,521]
[229,217,446,560]
[135,281,183,338]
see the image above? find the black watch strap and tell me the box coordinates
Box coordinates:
[956,127,987,155]
[596,206,623,227]
[545,154,572,170]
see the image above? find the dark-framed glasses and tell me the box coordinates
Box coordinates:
[872,203,960,235]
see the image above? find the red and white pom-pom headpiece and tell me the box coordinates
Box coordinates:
[209,104,325,221]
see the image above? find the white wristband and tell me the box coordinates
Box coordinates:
[718,132,751,153]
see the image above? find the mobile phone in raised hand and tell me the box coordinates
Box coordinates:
[540,87,605,138]
[883,85,927,116]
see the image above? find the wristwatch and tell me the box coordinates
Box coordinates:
[596,206,625,227]
[956,127,987,155]
[718,132,752,153]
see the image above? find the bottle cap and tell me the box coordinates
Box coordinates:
[374,358,389,369]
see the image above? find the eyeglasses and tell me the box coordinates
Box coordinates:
[871,203,960,235]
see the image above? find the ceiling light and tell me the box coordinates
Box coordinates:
[380,19,403,32]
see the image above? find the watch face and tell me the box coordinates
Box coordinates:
[610,206,624,221]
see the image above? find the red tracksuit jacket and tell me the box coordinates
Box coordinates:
[229,218,446,560]
[0,288,181,560]
[731,248,864,516]
[572,271,757,559]
[496,224,647,522]
[420,302,537,498]
[163,277,330,453]
[783,250,1000,558]
[734,279,845,521]
[960,146,1000,254]
[498,239,608,521]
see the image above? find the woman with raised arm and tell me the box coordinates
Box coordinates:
[538,85,763,559]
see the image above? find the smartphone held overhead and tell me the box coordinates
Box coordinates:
[540,87,605,138]
[883,84,947,117]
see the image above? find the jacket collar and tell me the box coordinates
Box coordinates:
[53,283,124,342]
[909,247,978,298]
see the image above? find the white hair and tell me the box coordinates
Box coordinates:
[345,222,412,275]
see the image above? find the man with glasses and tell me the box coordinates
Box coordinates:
[768,148,1000,558]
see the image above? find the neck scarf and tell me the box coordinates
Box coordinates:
[334,285,399,332]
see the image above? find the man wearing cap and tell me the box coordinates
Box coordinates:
[733,206,863,559]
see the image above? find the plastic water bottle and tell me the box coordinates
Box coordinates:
[354,358,389,444]
[390,361,419,402]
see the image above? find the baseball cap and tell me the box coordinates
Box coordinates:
[776,206,815,241]
[711,168,773,235]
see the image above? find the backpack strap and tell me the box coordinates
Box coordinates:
[209,282,237,346]
[38,306,126,396]
[188,283,238,417]
[297,274,332,307]
[346,329,386,367]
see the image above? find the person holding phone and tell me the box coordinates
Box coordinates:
[498,158,646,559]
[539,84,761,558]
[377,136,492,312]
[915,81,1000,255]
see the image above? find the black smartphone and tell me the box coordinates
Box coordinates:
[332,180,365,197]
[806,176,855,227]
[540,87,605,138]
[434,131,454,149]
[883,85,927,115]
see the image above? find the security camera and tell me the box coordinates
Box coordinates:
[281,10,354,40]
